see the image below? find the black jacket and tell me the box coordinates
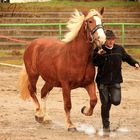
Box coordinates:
[93,44,139,84]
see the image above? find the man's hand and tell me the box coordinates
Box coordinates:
[135,63,140,69]
[97,49,106,55]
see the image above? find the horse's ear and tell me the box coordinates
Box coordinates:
[82,10,88,17]
[100,7,104,15]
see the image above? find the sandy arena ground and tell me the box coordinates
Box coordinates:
[0,64,140,140]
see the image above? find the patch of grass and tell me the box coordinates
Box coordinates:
[0,51,8,57]
[0,49,24,65]
[126,48,140,60]
[0,49,24,57]
[61,0,139,7]
[126,48,140,54]
[1,0,140,12]
[0,59,23,65]
[19,0,140,7]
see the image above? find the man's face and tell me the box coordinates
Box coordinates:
[105,38,115,48]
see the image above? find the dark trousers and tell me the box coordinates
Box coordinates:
[97,83,121,128]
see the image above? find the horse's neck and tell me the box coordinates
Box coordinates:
[68,32,91,61]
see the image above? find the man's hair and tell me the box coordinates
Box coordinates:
[105,30,116,39]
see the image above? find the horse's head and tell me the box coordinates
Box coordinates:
[62,8,106,48]
[84,7,106,48]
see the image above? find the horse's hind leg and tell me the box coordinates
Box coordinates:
[39,82,53,123]
[27,74,43,122]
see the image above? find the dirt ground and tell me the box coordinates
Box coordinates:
[0,64,140,140]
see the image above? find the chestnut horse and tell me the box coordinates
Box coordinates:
[20,8,106,131]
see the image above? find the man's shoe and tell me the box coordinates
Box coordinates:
[103,127,110,132]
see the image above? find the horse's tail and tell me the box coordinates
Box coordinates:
[19,65,30,100]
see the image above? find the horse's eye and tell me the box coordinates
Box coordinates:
[89,21,92,24]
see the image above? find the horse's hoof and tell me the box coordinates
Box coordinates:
[81,106,86,114]
[43,119,52,124]
[68,127,77,132]
[35,115,44,123]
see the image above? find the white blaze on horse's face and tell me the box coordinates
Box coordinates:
[93,16,106,46]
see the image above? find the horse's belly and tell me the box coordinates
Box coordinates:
[69,72,95,88]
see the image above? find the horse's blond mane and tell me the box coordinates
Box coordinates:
[62,9,101,43]
[62,10,85,42]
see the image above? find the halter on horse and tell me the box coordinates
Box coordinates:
[19,8,106,131]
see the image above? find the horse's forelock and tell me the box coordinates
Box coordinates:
[85,9,102,20]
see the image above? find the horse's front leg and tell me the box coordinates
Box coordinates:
[81,82,97,116]
[62,82,76,131]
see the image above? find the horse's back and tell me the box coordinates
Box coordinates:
[24,37,65,61]
[26,38,64,49]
